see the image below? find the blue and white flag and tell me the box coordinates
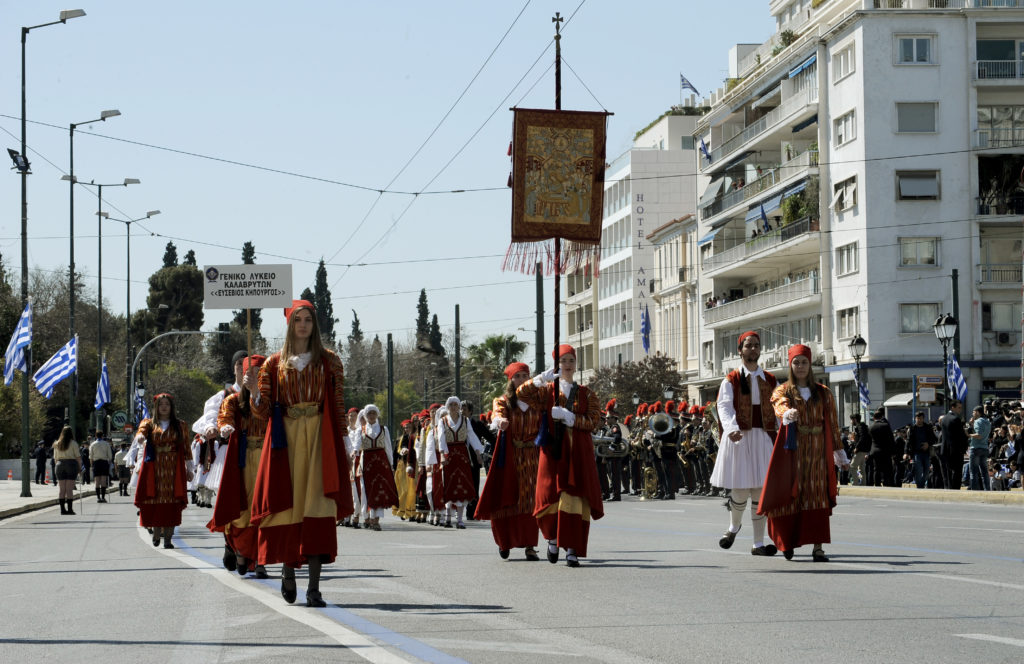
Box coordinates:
[32,335,78,399]
[947,350,968,402]
[640,303,652,354]
[680,73,700,96]
[699,137,712,163]
[759,203,771,233]
[94,357,110,410]
[4,300,32,385]
[855,368,870,409]
[135,392,150,421]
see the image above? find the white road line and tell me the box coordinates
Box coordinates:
[897,515,1020,523]
[430,639,583,656]
[829,560,1024,592]
[935,526,1024,533]
[137,527,417,664]
[956,634,1024,648]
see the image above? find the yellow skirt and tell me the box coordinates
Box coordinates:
[260,405,337,528]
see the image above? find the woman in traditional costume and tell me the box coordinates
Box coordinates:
[517,344,604,567]
[134,393,191,548]
[353,404,397,530]
[435,396,485,529]
[250,300,352,607]
[391,418,418,520]
[759,344,849,562]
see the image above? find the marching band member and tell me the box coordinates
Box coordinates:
[475,362,542,560]
[517,344,604,568]
[436,396,484,529]
[134,393,192,549]
[353,404,397,531]
[250,300,352,608]
[711,330,778,556]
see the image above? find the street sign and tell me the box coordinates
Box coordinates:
[918,387,937,403]
[123,424,134,433]
[918,375,943,385]
[111,410,128,429]
[203,264,292,310]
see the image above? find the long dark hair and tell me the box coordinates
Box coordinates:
[503,378,518,410]
[784,364,820,405]
[52,425,74,451]
[154,395,179,426]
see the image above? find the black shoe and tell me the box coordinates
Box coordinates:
[223,546,237,571]
[255,566,269,579]
[812,548,829,563]
[456,522,466,529]
[719,528,739,549]
[547,543,559,564]
[305,590,326,608]
[751,545,778,556]
[163,540,174,549]
[499,549,510,559]
[281,577,297,604]
[609,496,621,502]
[236,557,249,576]
[566,555,580,568]
[524,547,540,561]
[783,549,794,560]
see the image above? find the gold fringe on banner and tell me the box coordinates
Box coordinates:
[502,240,600,276]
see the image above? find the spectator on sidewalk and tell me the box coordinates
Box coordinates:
[52,426,81,515]
[938,401,969,490]
[867,408,895,486]
[968,406,992,491]
[33,441,47,484]
[904,412,937,489]
[849,414,872,486]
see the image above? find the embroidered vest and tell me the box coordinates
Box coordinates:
[725,369,778,434]
[443,418,468,444]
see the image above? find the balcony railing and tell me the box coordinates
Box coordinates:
[704,87,818,168]
[703,277,820,325]
[702,216,818,273]
[979,263,1023,283]
[977,60,1023,80]
[976,195,1024,216]
[974,128,1024,149]
[874,1,1022,8]
[700,150,818,221]
[678,266,697,284]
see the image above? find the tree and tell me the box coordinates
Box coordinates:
[587,355,684,409]
[182,249,197,266]
[372,379,419,430]
[415,289,430,350]
[428,314,444,356]
[368,334,385,392]
[162,242,178,268]
[141,264,205,343]
[231,242,263,333]
[300,286,314,302]
[311,259,336,346]
[344,310,368,408]
[464,334,528,404]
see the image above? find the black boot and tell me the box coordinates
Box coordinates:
[59,498,68,515]
[223,544,237,571]
[281,565,297,604]
[66,498,75,515]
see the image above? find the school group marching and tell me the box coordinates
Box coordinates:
[117,300,849,607]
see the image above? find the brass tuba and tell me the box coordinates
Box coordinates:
[648,412,672,435]
[594,434,629,458]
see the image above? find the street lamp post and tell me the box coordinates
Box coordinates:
[17,8,86,498]
[99,210,160,420]
[933,314,958,411]
[849,334,867,420]
[130,329,228,425]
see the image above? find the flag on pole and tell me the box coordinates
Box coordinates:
[759,203,771,233]
[640,303,652,354]
[94,356,110,410]
[699,137,712,163]
[32,336,78,399]
[855,368,870,409]
[4,300,32,385]
[948,350,968,402]
[135,392,150,421]
[680,73,700,96]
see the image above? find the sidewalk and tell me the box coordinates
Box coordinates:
[0,479,105,520]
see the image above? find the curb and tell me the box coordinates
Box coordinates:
[839,485,1024,506]
[0,487,101,520]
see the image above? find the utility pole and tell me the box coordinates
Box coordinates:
[386,333,394,435]
[454,305,461,398]
[951,268,960,360]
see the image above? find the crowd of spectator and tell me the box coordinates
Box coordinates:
[841,399,1023,491]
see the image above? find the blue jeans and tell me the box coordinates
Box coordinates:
[913,452,931,488]
[969,448,991,491]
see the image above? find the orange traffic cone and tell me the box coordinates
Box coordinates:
[6,469,12,480]
[45,468,51,485]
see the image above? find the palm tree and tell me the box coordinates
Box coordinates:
[465,334,528,402]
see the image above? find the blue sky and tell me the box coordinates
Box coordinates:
[1,1,774,362]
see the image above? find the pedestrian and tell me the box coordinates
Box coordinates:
[867,408,896,487]
[89,431,114,503]
[938,400,969,490]
[759,344,849,562]
[475,361,542,561]
[435,396,485,529]
[34,441,47,484]
[711,330,779,556]
[517,344,604,568]
[250,299,352,608]
[134,393,192,548]
[114,443,131,496]
[968,405,992,491]
[352,404,397,531]
[849,414,872,485]
[903,412,937,489]
[80,441,91,484]
[52,426,81,515]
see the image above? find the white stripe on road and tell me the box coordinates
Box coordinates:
[430,639,583,656]
[935,526,1024,533]
[137,526,423,664]
[956,634,1024,648]
[898,515,1021,524]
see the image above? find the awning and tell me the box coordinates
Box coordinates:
[792,114,818,133]
[699,177,725,207]
[788,54,817,78]
[722,151,754,172]
[750,86,781,110]
[697,227,722,246]
[744,193,783,221]
[784,181,807,198]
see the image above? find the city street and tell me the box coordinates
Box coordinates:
[1,490,1022,664]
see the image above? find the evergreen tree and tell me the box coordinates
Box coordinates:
[312,259,336,346]
[415,289,430,349]
[428,314,444,356]
[231,241,263,332]
[344,310,367,407]
[162,242,178,268]
[142,264,204,340]
[300,286,314,302]
[182,249,197,266]
[368,334,385,392]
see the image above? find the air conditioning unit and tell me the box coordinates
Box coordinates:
[996,332,1013,346]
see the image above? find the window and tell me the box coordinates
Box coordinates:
[900,303,939,334]
[834,110,856,147]
[983,302,1022,332]
[833,43,855,83]
[897,102,937,133]
[896,171,940,200]
[680,135,694,151]
[900,237,938,266]
[837,307,859,339]
[896,35,933,64]
[836,242,858,276]
[831,175,857,212]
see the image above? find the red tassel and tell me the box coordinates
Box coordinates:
[507,141,512,156]
[507,172,512,188]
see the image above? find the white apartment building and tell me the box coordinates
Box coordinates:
[693,0,1024,422]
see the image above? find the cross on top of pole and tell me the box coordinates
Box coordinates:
[552,12,563,35]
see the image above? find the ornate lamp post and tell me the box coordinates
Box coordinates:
[849,334,867,419]
[933,314,958,411]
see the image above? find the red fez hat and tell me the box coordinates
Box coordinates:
[664,400,676,414]
[347,407,359,414]
[605,398,618,413]
[624,415,634,426]
[551,343,576,360]
[637,403,648,416]
[650,401,663,413]
[242,354,266,373]
[504,361,530,379]
[788,344,812,364]
[428,403,442,411]
[679,400,689,411]
[738,330,760,349]
[153,392,173,402]
[697,405,706,415]
[284,299,314,321]
[418,409,430,419]
[400,419,412,427]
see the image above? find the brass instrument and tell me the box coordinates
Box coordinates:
[648,412,672,435]
[594,434,629,458]
[642,464,659,499]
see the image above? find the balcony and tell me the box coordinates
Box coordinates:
[976,195,1024,216]
[974,128,1024,149]
[700,150,818,222]
[978,263,1023,284]
[702,87,818,173]
[976,60,1024,81]
[678,266,698,285]
[703,277,821,327]
[874,1,1023,8]
[702,216,820,277]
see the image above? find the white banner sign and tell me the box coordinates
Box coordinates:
[203,264,293,310]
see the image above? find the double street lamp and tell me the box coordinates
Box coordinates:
[934,314,958,410]
[16,8,86,498]
[848,334,867,419]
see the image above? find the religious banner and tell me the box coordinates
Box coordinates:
[505,107,610,275]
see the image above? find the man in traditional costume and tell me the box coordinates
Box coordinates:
[711,330,779,556]
[193,350,247,512]
[392,419,418,520]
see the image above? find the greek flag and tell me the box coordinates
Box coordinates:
[947,350,967,402]
[94,357,110,410]
[855,368,870,408]
[699,137,712,163]
[640,303,652,354]
[759,203,770,233]
[32,336,78,399]
[3,301,32,385]
[680,73,700,96]
[135,392,150,421]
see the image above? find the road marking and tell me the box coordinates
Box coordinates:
[431,639,583,656]
[898,515,1021,525]
[956,634,1024,648]
[138,526,466,664]
[935,526,1024,534]
[828,560,1024,592]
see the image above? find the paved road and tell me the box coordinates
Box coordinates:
[2,491,1022,663]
